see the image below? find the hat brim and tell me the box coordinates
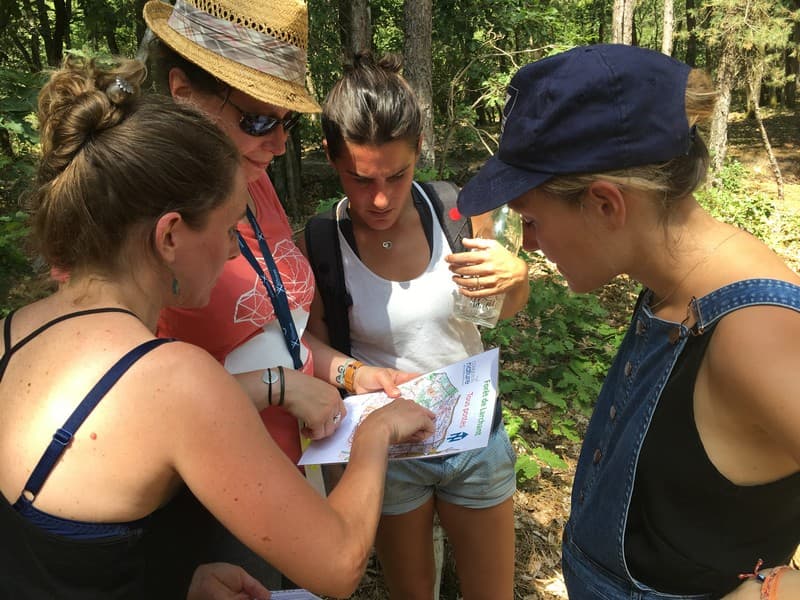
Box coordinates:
[457,155,552,217]
[143,1,321,114]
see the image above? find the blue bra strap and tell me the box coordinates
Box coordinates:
[22,337,173,500]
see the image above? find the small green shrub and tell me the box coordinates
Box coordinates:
[485,265,627,482]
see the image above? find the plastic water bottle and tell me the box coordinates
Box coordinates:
[452,205,523,328]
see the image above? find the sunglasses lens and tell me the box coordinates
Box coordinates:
[239,111,301,137]
[242,114,280,136]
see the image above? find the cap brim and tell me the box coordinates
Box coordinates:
[143,1,320,114]
[457,155,552,217]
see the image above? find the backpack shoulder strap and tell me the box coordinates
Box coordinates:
[304,203,352,356]
[417,180,471,253]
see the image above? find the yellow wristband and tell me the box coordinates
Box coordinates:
[336,359,364,394]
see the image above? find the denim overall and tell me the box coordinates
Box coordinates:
[562,278,800,600]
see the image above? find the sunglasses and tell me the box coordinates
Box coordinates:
[220,92,301,137]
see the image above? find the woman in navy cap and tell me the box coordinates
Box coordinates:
[458,44,800,600]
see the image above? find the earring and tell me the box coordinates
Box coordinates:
[172,276,180,296]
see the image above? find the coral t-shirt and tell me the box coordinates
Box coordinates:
[158,174,315,465]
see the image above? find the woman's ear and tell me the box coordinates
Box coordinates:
[168,67,194,102]
[153,211,184,264]
[583,181,627,230]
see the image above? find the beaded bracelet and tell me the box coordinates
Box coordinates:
[336,359,364,394]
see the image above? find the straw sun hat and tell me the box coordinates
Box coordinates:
[143,0,320,113]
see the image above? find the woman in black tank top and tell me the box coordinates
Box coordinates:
[0,50,435,600]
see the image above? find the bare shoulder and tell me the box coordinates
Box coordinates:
[706,301,800,460]
[709,302,800,384]
[131,340,251,419]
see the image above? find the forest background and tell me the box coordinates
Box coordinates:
[1,0,799,598]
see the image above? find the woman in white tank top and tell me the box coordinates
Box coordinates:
[302,52,530,599]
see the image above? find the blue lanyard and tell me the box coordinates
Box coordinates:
[237,206,303,370]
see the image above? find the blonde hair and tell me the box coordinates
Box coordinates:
[540,69,718,215]
[27,55,239,275]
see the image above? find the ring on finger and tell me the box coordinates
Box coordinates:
[476,276,481,289]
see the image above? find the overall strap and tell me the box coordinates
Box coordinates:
[0,308,138,382]
[21,337,173,500]
[304,202,352,356]
[690,278,800,334]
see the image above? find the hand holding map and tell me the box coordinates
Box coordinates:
[299,348,499,465]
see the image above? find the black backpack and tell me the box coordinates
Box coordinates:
[304,180,470,356]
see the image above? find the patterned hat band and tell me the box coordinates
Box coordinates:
[167,0,306,86]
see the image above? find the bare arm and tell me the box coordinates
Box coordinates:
[162,344,435,598]
[700,305,800,599]
[699,305,800,482]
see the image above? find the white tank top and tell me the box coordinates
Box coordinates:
[336,184,484,373]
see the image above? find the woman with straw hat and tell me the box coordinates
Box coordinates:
[1,54,434,600]
[142,0,419,591]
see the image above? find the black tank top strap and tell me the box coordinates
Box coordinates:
[0,308,138,381]
[21,337,174,502]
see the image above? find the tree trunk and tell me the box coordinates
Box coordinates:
[786,4,800,108]
[33,0,55,65]
[709,41,738,180]
[746,62,763,120]
[403,0,435,169]
[684,0,697,66]
[51,0,67,63]
[612,0,636,44]
[105,23,120,55]
[612,0,625,43]
[752,102,784,203]
[64,0,71,49]
[268,127,303,222]
[338,0,371,58]
[134,0,148,48]
[661,0,673,55]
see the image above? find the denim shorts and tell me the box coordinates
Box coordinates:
[382,423,517,515]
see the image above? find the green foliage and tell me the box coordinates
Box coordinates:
[485,266,627,482]
[0,211,32,313]
[314,196,340,215]
[414,164,453,183]
[509,419,570,483]
[697,160,776,241]
[0,67,43,209]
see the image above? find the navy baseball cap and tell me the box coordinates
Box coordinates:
[458,44,693,216]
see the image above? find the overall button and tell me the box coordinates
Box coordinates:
[624,361,633,376]
[593,449,602,464]
[609,405,617,420]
